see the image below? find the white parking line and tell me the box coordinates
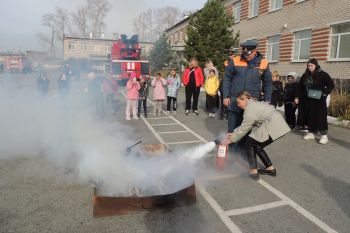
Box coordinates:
[151,123,179,126]
[258,179,338,233]
[197,186,243,233]
[146,117,171,120]
[225,200,287,216]
[158,131,189,134]
[166,140,203,145]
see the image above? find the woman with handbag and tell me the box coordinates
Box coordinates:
[298,58,334,144]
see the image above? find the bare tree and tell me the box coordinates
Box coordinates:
[53,7,70,41]
[86,0,111,38]
[70,5,89,37]
[133,7,182,42]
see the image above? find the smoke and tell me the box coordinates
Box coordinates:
[0,73,216,197]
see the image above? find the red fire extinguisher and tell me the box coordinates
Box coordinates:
[216,144,228,170]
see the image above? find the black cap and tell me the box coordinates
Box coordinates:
[240,39,258,51]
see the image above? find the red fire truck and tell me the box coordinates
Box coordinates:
[110,34,149,85]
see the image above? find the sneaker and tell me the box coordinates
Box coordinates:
[126,117,131,121]
[133,116,139,120]
[166,111,170,115]
[185,110,190,115]
[193,110,199,116]
[303,133,315,140]
[173,111,177,116]
[208,113,212,117]
[158,112,162,116]
[211,113,216,118]
[319,135,328,144]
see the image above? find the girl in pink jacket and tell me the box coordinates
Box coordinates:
[151,73,167,116]
[125,72,141,120]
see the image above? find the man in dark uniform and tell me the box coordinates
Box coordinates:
[223,39,272,134]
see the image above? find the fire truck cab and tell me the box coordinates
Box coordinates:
[110,34,149,85]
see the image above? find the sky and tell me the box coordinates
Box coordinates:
[0,0,207,52]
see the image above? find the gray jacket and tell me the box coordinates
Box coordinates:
[230,99,290,143]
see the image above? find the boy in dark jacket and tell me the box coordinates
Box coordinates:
[283,72,299,129]
[137,75,150,118]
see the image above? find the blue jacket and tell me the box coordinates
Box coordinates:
[166,74,181,98]
[223,54,272,112]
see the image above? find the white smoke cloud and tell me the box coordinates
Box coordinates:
[0,74,215,197]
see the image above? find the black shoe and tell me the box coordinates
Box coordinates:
[193,110,199,116]
[258,168,277,176]
[185,110,190,115]
[249,173,260,180]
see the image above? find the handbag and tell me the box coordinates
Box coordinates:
[307,88,322,100]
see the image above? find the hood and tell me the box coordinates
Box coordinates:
[287,72,298,82]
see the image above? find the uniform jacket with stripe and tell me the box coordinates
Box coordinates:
[223,54,272,112]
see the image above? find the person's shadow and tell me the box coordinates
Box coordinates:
[301,164,350,219]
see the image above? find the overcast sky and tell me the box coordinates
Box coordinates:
[0,0,207,52]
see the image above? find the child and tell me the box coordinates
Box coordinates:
[151,73,167,116]
[166,68,181,116]
[204,69,220,118]
[271,70,284,108]
[284,72,299,129]
[137,75,150,118]
[125,72,141,120]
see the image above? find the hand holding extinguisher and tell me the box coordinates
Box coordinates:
[214,133,233,170]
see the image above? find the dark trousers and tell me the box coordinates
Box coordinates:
[246,136,273,169]
[166,96,177,111]
[185,86,200,110]
[137,98,147,117]
[206,94,217,114]
[284,103,296,129]
[228,110,243,133]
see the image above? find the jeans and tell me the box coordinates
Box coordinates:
[227,110,243,133]
[138,98,147,117]
[167,96,177,111]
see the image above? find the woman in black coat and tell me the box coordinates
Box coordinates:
[298,58,334,144]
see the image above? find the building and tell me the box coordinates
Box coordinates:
[222,0,350,79]
[63,35,154,72]
[165,0,350,80]
[164,17,191,67]
[0,52,26,72]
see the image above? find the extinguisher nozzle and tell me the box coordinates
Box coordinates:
[214,138,221,145]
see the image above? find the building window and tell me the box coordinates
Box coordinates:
[267,35,280,62]
[94,44,100,52]
[249,0,259,18]
[270,0,282,11]
[293,30,311,61]
[233,1,241,23]
[80,43,88,51]
[68,43,76,50]
[106,44,111,53]
[330,22,350,59]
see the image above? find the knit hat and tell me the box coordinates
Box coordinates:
[287,72,298,82]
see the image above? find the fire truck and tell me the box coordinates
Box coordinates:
[110,34,149,85]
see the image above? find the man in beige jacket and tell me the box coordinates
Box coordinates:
[220,91,290,180]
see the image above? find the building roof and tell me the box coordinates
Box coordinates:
[64,35,117,42]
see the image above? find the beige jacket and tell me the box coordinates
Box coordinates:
[230,99,290,143]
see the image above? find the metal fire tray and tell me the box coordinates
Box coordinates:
[92,144,197,217]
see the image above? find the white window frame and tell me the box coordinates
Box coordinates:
[94,44,100,52]
[270,0,282,11]
[296,0,307,3]
[68,43,76,50]
[233,1,241,23]
[292,30,311,62]
[267,35,280,62]
[80,42,88,51]
[105,44,111,53]
[329,22,350,61]
[249,0,259,18]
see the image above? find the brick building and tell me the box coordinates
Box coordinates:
[165,0,350,80]
[222,0,350,79]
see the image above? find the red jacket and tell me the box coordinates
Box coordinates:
[182,67,204,87]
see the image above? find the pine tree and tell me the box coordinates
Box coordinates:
[184,0,239,72]
[149,36,173,73]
